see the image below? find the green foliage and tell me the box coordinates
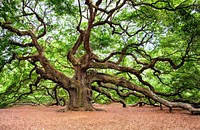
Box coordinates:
[93,91,112,104]
[47,0,77,16]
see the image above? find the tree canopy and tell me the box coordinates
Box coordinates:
[0,0,200,114]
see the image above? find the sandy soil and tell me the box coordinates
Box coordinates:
[0,103,200,130]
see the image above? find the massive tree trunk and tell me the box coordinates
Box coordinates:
[35,54,95,111]
[67,88,93,111]
[66,66,94,111]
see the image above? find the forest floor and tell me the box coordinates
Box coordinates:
[0,103,200,130]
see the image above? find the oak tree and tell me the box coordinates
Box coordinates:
[0,0,200,114]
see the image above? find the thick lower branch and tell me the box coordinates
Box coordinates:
[91,85,126,107]
[89,73,200,114]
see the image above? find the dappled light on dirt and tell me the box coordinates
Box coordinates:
[0,103,200,130]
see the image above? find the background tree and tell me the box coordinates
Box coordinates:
[0,0,200,113]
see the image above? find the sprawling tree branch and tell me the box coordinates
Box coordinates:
[91,85,126,107]
[10,40,35,47]
[133,0,200,11]
[1,23,32,36]
[89,72,200,114]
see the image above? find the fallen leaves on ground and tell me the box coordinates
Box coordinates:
[0,103,200,130]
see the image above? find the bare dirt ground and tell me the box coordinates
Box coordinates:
[0,103,200,130]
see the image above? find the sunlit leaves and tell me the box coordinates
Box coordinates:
[46,0,77,16]
[0,0,21,21]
